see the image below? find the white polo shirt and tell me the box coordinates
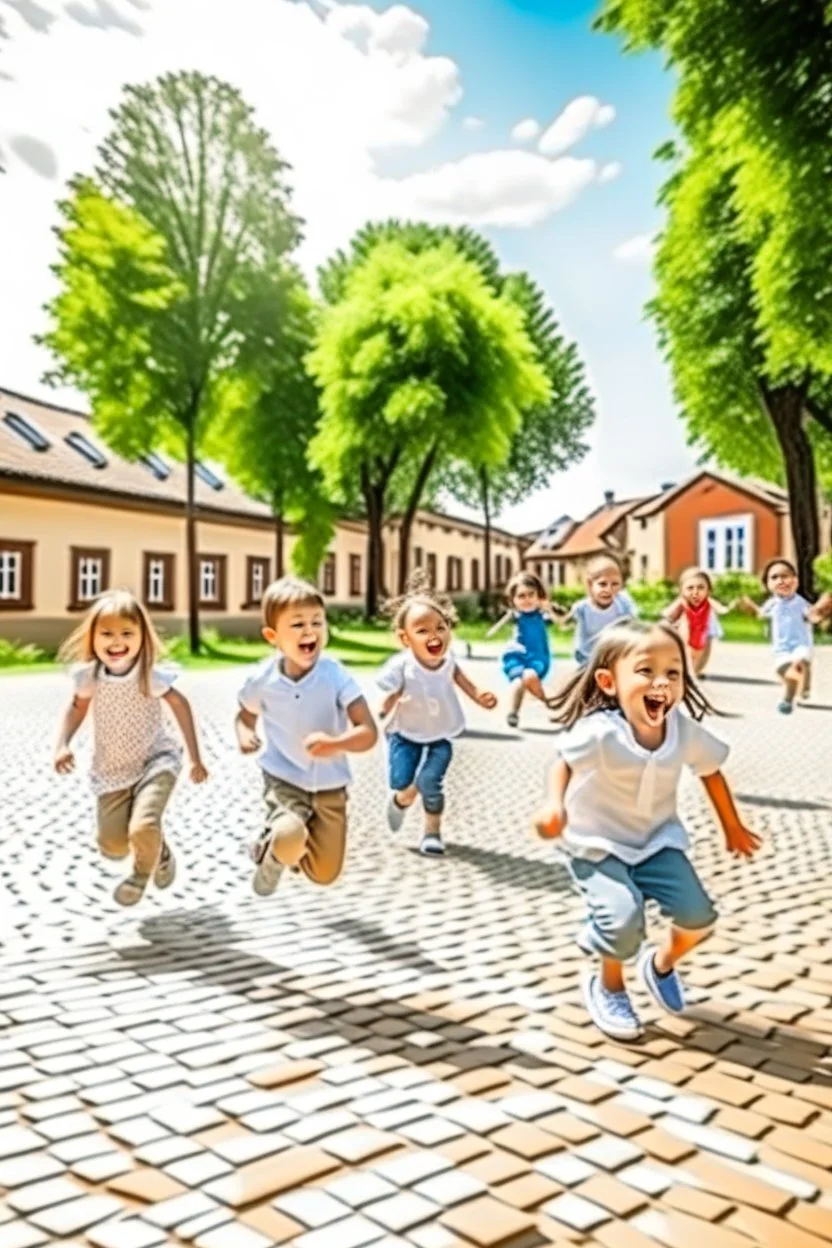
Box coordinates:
[554,708,729,864]
[376,651,465,743]
[239,655,363,792]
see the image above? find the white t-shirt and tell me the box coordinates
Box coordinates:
[239,655,363,792]
[72,661,181,796]
[573,591,638,664]
[376,651,465,744]
[761,594,812,657]
[554,707,729,864]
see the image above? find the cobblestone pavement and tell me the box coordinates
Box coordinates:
[2,644,832,1248]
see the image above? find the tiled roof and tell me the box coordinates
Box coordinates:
[0,388,273,521]
[631,470,788,519]
[528,497,645,561]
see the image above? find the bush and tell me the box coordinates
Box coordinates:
[550,586,585,611]
[814,552,832,594]
[628,579,675,619]
[712,571,765,604]
[0,637,46,667]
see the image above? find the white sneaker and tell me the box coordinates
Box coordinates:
[153,843,176,890]
[251,834,284,897]
[582,970,643,1041]
[386,794,407,833]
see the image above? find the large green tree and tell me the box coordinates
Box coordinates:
[598,0,832,593]
[307,237,550,616]
[42,71,301,650]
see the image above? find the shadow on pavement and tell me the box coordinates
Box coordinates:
[737,792,831,812]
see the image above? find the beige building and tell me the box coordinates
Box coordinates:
[0,388,525,646]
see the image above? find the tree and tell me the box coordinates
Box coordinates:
[210,271,335,582]
[598,0,832,594]
[42,71,301,651]
[307,238,550,616]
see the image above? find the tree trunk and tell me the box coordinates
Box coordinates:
[762,381,819,597]
[274,511,285,579]
[398,442,440,593]
[361,467,385,619]
[185,417,200,656]
[481,467,493,606]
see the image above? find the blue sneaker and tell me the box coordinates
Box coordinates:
[639,946,686,1015]
[778,700,794,715]
[582,970,643,1041]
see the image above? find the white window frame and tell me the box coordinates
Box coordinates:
[0,551,21,600]
[200,559,218,602]
[698,513,754,575]
[147,558,166,606]
[78,556,103,602]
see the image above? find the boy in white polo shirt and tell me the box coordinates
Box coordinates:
[236,577,377,896]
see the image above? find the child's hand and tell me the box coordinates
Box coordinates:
[816,591,832,617]
[724,822,761,858]
[237,724,262,755]
[534,805,566,839]
[190,760,209,784]
[304,732,341,759]
[55,747,75,775]
[477,690,498,710]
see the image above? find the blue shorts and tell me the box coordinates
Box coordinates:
[387,733,453,815]
[502,651,550,683]
[568,847,717,962]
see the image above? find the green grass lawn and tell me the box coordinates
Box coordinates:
[0,612,823,677]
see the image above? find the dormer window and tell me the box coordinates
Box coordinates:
[4,410,50,452]
[195,461,223,491]
[65,431,107,469]
[141,452,170,481]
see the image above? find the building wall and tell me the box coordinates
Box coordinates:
[663,479,780,579]
[626,512,666,583]
[386,517,524,596]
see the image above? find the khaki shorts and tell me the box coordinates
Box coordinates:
[263,773,347,886]
[97,770,176,875]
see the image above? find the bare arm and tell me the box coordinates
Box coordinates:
[807,592,832,624]
[235,705,262,754]
[304,696,378,759]
[485,610,513,639]
[701,771,761,857]
[557,606,576,629]
[54,695,91,773]
[453,664,497,709]
[711,598,733,616]
[164,688,208,782]
[534,756,571,839]
[736,595,764,619]
[378,688,403,720]
[662,598,685,624]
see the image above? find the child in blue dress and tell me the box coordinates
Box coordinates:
[488,572,559,728]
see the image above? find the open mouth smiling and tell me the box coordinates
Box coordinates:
[298,640,318,657]
[426,638,444,657]
[643,694,667,724]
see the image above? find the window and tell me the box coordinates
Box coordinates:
[0,540,34,609]
[547,562,555,586]
[143,552,175,611]
[70,547,110,610]
[471,558,480,591]
[198,555,227,609]
[535,562,543,579]
[426,553,437,587]
[505,558,513,581]
[195,461,224,490]
[246,556,269,607]
[495,554,503,586]
[640,554,649,580]
[4,410,50,452]
[413,546,423,568]
[141,452,170,481]
[698,514,753,575]
[446,556,463,592]
[65,431,107,469]
[322,553,336,597]
[558,563,565,587]
[349,554,361,597]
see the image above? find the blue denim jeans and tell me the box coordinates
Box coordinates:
[387,733,453,815]
[569,847,717,962]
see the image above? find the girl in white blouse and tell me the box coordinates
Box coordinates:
[55,590,208,906]
[536,618,759,1041]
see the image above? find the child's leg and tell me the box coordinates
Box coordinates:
[521,668,547,703]
[96,789,131,862]
[633,848,716,1013]
[691,641,711,676]
[302,787,347,886]
[777,659,800,708]
[802,660,812,699]
[388,734,423,810]
[113,771,176,906]
[416,739,452,855]
[509,680,525,716]
[254,776,312,895]
[569,856,646,1039]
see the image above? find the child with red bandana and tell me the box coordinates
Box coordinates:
[664,568,731,677]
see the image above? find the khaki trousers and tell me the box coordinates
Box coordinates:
[263,774,347,886]
[96,770,176,876]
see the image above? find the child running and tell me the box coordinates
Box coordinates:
[487,571,559,728]
[237,577,377,895]
[54,590,207,906]
[560,554,638,668]
[378,572,497,856]
[738,559,832,713]
[536,618,759,1041]
[663,567,731,677]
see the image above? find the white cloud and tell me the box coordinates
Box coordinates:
[597,161,622,184]
[395,149,600,229]
[538,95,616,156]
[511,117,541,143]
[613,233,656,263]
[462,115,484,131]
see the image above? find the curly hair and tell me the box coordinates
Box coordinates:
[384,569,458,632]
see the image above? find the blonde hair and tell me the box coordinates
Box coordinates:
[262,576,326,630]
[385,569,457,632]
[679,565,713,593]
[505,570,546,605]
[58,589,161,697]
[586,553,624,584]
[548,618,715,728]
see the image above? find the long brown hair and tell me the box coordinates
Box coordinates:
[58,588,162,696]
[548,618,716,728]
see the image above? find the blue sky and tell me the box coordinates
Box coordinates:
[0,0,698,531]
